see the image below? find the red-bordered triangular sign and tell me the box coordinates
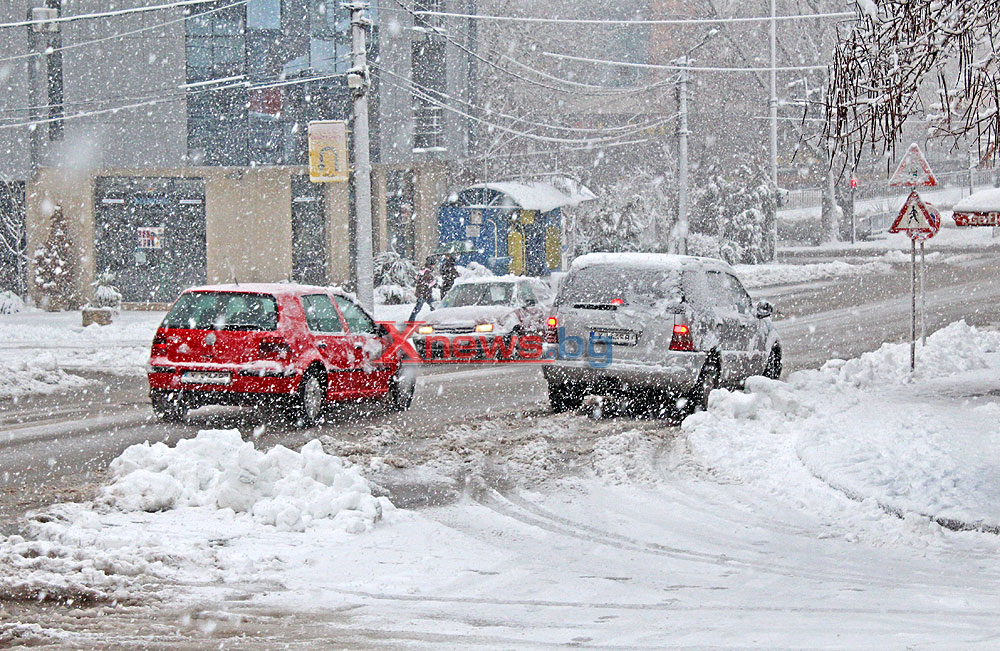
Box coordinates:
[889,143,937,187]
[890,190,940,240]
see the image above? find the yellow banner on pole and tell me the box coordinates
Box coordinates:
[308,120,349,183]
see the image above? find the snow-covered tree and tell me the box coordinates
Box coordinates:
[691,162,776,264]
[573,170,674,254]
[827,0,1000,163]
[32,206,77,311]
[373,251,418,305]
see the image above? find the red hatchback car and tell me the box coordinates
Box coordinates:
[147,284,415,426]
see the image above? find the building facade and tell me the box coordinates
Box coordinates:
[0,0,474,304]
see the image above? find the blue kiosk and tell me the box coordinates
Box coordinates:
[437,180,594,276]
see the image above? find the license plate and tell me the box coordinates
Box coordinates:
[590,328,638,346]
[181,371,231,385]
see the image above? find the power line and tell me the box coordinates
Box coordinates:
[387,0,630,97]
[457,138,651,163]
[0,0,249,66]
[373,62,677,140]
[543,51,829,72]
[412,9,854,25]
[375,68,675,146]
[0,0,227,30]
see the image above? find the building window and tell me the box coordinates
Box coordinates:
[247,0,281,30]
[186,3,248,165]
[411,38,445,150]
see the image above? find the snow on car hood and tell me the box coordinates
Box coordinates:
[421,305,517,328]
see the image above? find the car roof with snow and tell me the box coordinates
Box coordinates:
[570,252,735,274]
[453,275,534,287]
[183,283,353,298]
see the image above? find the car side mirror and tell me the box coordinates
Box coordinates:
[523,297,536,306]
[375,323,389,337]
[755,301,774,319]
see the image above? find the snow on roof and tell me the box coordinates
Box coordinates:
[469,179,596,212]
[952,188,1000,213]
[570,252,734,273]
[188,282,341,296]
[454,274,524,286]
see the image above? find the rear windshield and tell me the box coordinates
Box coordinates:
[442,282,516,307]
[557,266,683,307]
[162,292,278,331]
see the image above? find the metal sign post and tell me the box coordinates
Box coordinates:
[920,240,926,345]
[910,238,916,371]
[888,190,941,372]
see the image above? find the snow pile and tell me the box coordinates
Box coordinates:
[104,429,386,533]
[0,352,89,397]
[953,187,1000,213]
[815,320,1000,388]
[734,260,892,288]
[0,504,209,604]
[0,290,27,314]
[682,321,1000,538]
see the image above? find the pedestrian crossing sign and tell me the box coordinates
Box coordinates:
[889,190,940,240]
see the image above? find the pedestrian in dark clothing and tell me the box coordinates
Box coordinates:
[440,255,459,296]
[408,256,437,322]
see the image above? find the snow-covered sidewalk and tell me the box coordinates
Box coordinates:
[0,309,164,397]
[684,320,1000,533]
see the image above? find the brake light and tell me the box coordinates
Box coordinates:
[151,334,169,355]
[610,298,625,306]
[545,316,558,344]
[669,323,695,351]
[259,336,291,360]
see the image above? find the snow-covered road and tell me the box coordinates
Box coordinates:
[5,253,1000,647]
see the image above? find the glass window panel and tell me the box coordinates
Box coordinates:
[247,0,281,29]
[301,294,345,333]
[333,296,375,334]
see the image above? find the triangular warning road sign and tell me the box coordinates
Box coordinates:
[889,143,937,187]
[898,204,929,229]
[890,190,940,239]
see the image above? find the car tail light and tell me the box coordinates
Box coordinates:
[151,334,169,355]
[610,298,625,306]
[545,316,558,344]
[259,336,291,360]
[669,323,695,351]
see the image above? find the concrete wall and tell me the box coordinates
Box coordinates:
[324,180,351,286]
[204,168,291,284]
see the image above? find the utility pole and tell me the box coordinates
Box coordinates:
[675,57,689,255]
[27,5,59,175]
[768,0,778,261]
[347,1,374,313]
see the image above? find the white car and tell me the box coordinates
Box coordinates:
[542,252,781,413]
[414,276,554,359]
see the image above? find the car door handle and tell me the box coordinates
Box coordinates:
[317,342,327,349]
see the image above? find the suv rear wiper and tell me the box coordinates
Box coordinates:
[573,303,619,311]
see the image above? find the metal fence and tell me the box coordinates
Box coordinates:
[782,168,1000,215]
